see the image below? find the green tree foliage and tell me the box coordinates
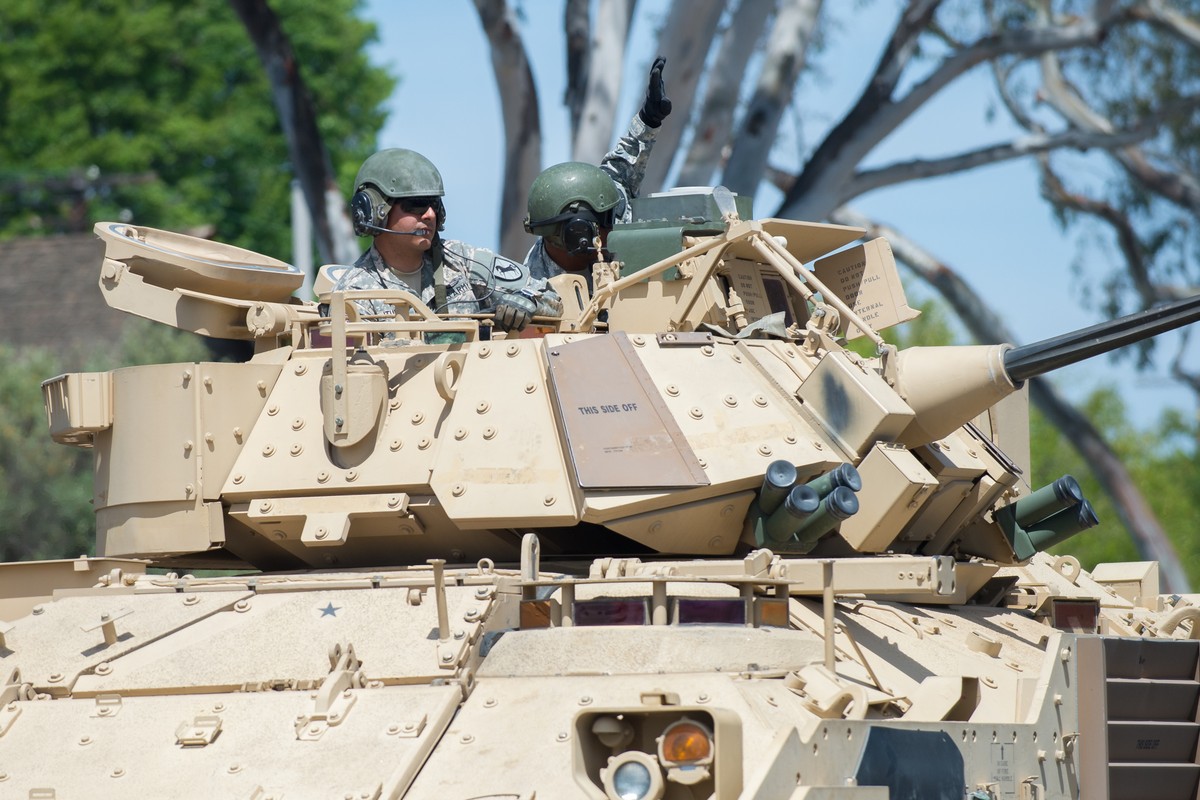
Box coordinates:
[0,0,392,258]
[0,324,219,562]
[1033,388,1200,585]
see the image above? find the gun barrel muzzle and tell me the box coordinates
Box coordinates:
[806,463,862,498]
[1014,475,1083,528]
[793,486,860,552]
[763,484,821,544]
[1026,500,1099,552]
[759,460,799,515]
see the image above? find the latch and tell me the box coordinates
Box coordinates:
[176,714,222,747]
[91,693,123,718]
[294,642,364,740]
[81,607,133,647]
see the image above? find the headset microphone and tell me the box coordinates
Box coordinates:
[357,222,429,237]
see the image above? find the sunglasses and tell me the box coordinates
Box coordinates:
[396,196,441,214]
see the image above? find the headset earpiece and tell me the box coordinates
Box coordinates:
[350,185,390,237]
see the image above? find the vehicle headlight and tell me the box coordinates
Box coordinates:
[601,751,664,800]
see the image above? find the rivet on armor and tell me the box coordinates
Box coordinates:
[183,440,193,453]
[203,376,212,389]
[267,404,279,416]
[731,353,742,363]
[411,412,424,424]
[234,600,251,613]
[784,435,796,444]
[256,380,266,394]
[272,531,285,540]
[632,335,645,346]
[317,471,330,483]
[387,496,401,508]
[476,401,490,414]
[182,370,191,382]
[386,724,400,736]
[390,439,403,451]
[483,698,497,708]
[259,501,273,513]
[506,344,521,357]
[388,399,400,412]
[483,427,497,440]
[525,382,537,393]
[454,428,468,440]
[689,407,704,419]
[813,441,824,450]
[233,427,243,442]
[294,363,307,375]
[290,444,303,456]
[48,673,63,683]
[785,349,796,358]
[110,768,126,778]
[418,438,431,450]
[758,444,773,456]
[697,458,707,469]
[579,696,593,706]
[460,733,475,743]
[701,345,714,356]
[315,528,328,540]
[95,662,112,675]
[556,731,570,742]
[754,394,768,407]
[666,384,679,396]
[479,345,491,358]
[79,736,93,746]
[333,383,343,396]
[452,484,466,497]
[543,495,556,506]
[262,444,275,457]
[184,484,194,497]
[648,521,662,534]
[723,394,738,407]
[697,693,710,703]
[708,536,723,549]
[720,504,735,518]
[453,630,465,640]
[346,470,358,482]
[291,418,305,431]
[227,764,243,774]
[204,433,214,445]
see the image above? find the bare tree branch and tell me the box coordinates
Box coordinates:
[845,127,1151,200]
[831,204,1192,593]
[473,0,543,257]
[677,0,776,187]
[564,0,591,135]
[721,0,822,196]
[779,3,1126,220]
[229,0,357,265]
[1130,0,1200,49]
[640,0,729,192]
[573,0,634,163]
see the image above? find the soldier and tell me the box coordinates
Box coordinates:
[335,148,552,335]
[523,56,673,285]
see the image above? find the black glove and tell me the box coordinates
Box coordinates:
[638,56,672,128]
[493,291,537,332]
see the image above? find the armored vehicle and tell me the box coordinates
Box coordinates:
[4,188,1200,799]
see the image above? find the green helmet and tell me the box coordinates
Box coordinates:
[354,148,444,198]
[524,162,620,247]
[351,149,446,236]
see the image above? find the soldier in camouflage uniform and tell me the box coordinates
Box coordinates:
[524,57,673,287]
[335,148,550,337]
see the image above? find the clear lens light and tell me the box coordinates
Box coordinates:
[612,760,653,800]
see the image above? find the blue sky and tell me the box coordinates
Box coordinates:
[358,0,1195,426]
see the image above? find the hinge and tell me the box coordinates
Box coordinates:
[294,642,364,740]
[176,714,222,747]
[0,667,28,737]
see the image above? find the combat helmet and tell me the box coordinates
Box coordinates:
[351,148,446,236]
[524,162,620,250]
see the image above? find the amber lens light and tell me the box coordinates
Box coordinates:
[660,720,712,764]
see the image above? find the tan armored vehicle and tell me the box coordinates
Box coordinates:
[4,188,1200,799]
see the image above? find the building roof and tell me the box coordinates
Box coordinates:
[0,233,128,369]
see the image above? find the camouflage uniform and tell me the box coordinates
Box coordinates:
[526,114,658,283]
[333,239,499,320]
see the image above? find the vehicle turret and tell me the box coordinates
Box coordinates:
[42,196,1198,578]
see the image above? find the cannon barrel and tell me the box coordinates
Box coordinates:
[1004,294,1200,383]
[892,294,1200,447]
